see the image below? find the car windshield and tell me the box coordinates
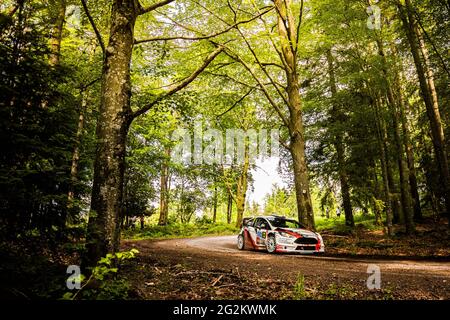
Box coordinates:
[267,217,304,229]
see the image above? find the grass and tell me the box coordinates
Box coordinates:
[122,213,383,241]
[122,222,240,240]
[293,273,307,300]
[315,214,382,234]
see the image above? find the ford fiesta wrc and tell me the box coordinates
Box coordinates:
[237,215,325,254]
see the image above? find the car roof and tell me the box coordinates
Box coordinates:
[251,215,295,220]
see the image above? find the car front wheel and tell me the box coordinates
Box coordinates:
[266,235,276,253]
[237,234,245,250]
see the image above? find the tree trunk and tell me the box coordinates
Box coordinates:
[227,194,232,224]
[372,168,383,226]
[326,49,354,227]
[67,90,87,210]
[274,0,314,229]
[212,185,217,223]
[376,40,415,234]
[373,100,393,236]
[392,49,422,221]
[400,0,450,220]
[84,0,137,267]
[158,147,170,226]
[379,106,402,225]
[49,0,66,66]
[235,147,250,227]
[390,99,415,234]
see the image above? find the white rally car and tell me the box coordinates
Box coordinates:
[237,215,325,254]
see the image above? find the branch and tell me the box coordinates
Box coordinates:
[414,11,450,78]
[80,0,105,55]
[295,0,304,52]
[79,76,101,91]
[261,62,284,69]
[250,2,290,73]
[139,0,175,15]
[222,48,290,128]
[193,0,231,26]
[131,46,224,119]
[235,26,290,108]
[135,7,274,44]
[204,71,259,90]
[216,88,254,118]
[209,61,237,72]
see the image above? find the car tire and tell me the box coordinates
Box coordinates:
[237,234,245,250]
[266,235,277,253]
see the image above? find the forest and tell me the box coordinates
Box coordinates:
[0,0,449,300]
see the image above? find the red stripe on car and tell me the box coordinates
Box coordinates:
[276,228,302,238]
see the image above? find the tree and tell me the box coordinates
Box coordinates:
[326,49,354,227]
[83,0,225,266]
[216,0,315,228]
[397,0,450,222]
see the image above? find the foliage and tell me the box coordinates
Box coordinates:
[62,249,139,300]
[123,221,239,240]
[1,0,449,300]
[293,273,307,300]
[315,214,383,235]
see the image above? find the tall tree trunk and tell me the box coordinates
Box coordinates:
[373,100,394,236]
[378,97,402,225]
[390,99,415,234]
[372,168,383,226]
[401,103,422,221]
[326,49,354,227]
[158,147,170,226]
[399,0,450,220]
[212,185,217,223]
[84,0,137,267]
[376,40,415,234]
[290,136,314,229]
[420,130,443,217]
[49,0,66,66]
[227,194,232,224]
[235,147,250,228]
[274,0,314,229]
[67,90,87,210]
[392,47,423,220]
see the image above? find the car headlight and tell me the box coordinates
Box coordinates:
[317,234,324,246]
[278,232,295,238]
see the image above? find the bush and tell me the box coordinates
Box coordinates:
[62,249,139,300]
[315,214,382,234]
[123,222,239,240]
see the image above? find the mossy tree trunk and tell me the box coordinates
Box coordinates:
[84,0,138,267]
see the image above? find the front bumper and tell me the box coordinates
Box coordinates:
[275,244,325,253]
[275,235,325,253]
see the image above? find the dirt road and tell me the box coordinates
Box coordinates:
[122,236,450,299]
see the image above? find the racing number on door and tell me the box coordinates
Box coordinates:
[255,218,268,245]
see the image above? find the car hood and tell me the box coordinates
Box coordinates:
[275,228,318,238]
